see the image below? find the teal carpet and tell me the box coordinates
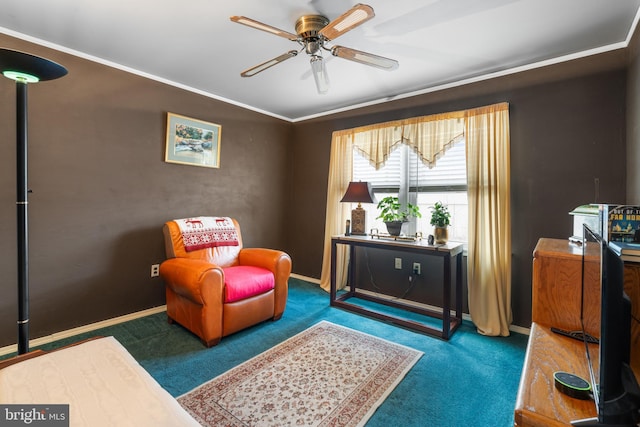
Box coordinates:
[27,278,528,427]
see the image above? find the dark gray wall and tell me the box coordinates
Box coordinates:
[0,35,291,347]
[287,51,629,328]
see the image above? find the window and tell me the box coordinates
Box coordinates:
[352,139,468,242]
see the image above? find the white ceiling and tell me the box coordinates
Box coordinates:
[1,0,639,122]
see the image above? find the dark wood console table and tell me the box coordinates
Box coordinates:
[330,235,464,340]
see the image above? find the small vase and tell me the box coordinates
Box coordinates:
[385,221,405,237]
[434,226,448,244]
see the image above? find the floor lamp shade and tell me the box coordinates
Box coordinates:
[340,181,376,235]
[0,48,67,355]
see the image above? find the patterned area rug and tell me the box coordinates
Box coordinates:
[177,321,423,426]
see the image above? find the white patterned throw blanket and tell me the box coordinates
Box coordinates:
[175,216,239,252]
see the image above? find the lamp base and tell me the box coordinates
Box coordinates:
[351,206,367,235]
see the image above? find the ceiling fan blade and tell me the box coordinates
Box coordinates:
[319,3,375,41]
[331,46,398,70]
[230,16,299,41]
[240,50,298,77]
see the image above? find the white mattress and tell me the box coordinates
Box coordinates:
[0,336,200,426]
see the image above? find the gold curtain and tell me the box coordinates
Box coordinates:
[319,131,353,291]
[465,102,512,336]
[319,111,465,291]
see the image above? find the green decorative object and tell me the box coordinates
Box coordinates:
[430,202,451,244]
[376,196,421,236]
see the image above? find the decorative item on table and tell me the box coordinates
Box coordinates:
[376,196,421,237]
[604,204,640,243]
[430,201,451,244]
[604,204,640,263]
[568,204,600,244]
[369,228,423,242]
[340,181,376,235]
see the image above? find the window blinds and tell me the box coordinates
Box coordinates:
[353,140,466,189]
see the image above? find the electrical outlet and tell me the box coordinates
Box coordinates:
[395,258,402,269]
[150,264,160,278]
[413,262,421,275]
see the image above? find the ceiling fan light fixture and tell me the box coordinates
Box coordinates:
[310,55,329,94]
[305,40,322,55]
[231,4,398,84]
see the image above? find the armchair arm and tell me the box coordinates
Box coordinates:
[238,248,292,278]
[159,258,225,305]
[239,248,292,319]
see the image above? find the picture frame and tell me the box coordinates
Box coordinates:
[164,113,221,168]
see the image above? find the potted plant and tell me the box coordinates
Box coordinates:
[430,201,451,244]
[376,196,421,236]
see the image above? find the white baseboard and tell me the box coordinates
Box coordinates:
[0,275,529,357]
[509,324,530,336]
[290,273,321,285]
[0,305,167,357]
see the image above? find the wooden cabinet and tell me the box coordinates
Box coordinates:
[531,238,601,337]
[515,238,640,427]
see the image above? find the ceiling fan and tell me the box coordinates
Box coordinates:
[230,3,398,94]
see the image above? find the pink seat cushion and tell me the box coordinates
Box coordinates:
[223,266,275,303]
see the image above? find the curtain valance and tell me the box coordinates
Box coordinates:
[332,111,465,169]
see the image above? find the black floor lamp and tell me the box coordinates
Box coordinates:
[0,48,67,354]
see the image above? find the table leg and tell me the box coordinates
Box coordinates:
[330,241,337,304]
[348,244,356,295]
[456,252,463,320]
[443,254,452,339]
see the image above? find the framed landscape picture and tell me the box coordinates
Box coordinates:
[165,113,221,168]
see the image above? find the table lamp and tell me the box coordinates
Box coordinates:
[0,48,67,354]
[340,181,376,235]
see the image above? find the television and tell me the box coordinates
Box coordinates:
[572,224,640,426]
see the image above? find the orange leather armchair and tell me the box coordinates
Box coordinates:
[159,217,291,347]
